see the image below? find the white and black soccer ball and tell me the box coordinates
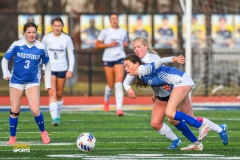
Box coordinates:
[76,132,96,152]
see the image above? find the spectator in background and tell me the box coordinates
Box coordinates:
[133,16,148,38]
[81,18,100,49]
[95,13,128,116]
[156,16,175,49]
[212,16,232,48]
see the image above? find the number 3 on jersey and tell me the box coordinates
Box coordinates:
[24,60,30,69]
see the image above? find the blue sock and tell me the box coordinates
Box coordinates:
[174,111,202,128]
[34,113,45,132]
[175,121,198,142]
[9,116,18,136]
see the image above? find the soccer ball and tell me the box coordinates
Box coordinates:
[76,132,96,152]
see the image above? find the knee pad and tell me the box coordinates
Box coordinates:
[10,110,20,116]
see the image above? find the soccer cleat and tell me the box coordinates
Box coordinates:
[116,109,124,116]
[7,136,16,145]
[167,138,182,149]
[40,130,50,144]
[219,124,228,145]
[103,101,109,112]
[52,118,60,126]
[198,124,211,141]
[180,142,203,151]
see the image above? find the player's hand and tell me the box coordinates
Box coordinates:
[110,41,118,47]
[45,88,51,91]
[4,76,10,81]
[173,55,185,64]
[123,41,128,47]
[66,71,73,79]
[162,85,172,90]
[127,88,136,99]
[152,95,157,103]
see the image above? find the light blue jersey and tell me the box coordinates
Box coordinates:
[4,39,49,84]
[139,62,185,88]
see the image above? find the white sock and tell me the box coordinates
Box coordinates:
[202,118,222,133]
[158,123,178,141]
[49,102,58,119]
[104,85,112,102]
[115,82,123,110]
[57,100,63,118]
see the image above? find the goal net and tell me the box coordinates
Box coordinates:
[183,0,240,105]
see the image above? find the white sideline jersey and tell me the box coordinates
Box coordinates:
[97,27,128,61]
[123,53,174,97]
[42,32,74,72]
[4,39,49,84]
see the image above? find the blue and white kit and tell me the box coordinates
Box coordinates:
[2,38,51,88]
[123,53,174,97]
[138,61,195,89]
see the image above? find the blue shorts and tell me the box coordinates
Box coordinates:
[102,58,124,67]
[43,71,67,78]
[156,95,170,102]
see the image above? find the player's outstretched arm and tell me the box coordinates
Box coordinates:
[173,55,185,64]
[123,74,137,99]
[160,55,185,64]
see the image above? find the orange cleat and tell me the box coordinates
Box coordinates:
[40,130,50,144]
[116,109,124,116]
[104,101,110,112]
[7,136,16,145]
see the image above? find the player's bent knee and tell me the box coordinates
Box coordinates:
[10,109,20,116]
[150,121,162,130]
[31,109,40,117]
[56,93,63,99]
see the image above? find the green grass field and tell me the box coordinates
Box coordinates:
[0,109,240,159]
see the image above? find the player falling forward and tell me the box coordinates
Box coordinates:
[124,53,228,150]
[124,36,228,150]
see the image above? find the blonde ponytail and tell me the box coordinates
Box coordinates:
[148,47,159,55]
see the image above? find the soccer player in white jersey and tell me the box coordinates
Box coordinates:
[1,22,51,145]
[96,13,128,116]
[42,17,75,126]
[124,54,229,150]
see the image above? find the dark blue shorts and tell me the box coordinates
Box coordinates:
[43,71,67,78]
[102,58,124,67]
[51,71,67,78]
[156,95,170,102]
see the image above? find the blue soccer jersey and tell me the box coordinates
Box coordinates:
[4,39,49,84]
[139,62,184,88]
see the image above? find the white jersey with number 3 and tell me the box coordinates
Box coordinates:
[42,32,74,72]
